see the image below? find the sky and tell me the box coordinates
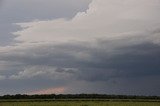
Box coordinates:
[0,0,160,96]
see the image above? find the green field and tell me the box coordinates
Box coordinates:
[0,101,159,106]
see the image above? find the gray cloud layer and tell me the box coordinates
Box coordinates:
[0,0,160,95]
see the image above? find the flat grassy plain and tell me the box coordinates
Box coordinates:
[0,100,160,106]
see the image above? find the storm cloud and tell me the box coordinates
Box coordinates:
[0,0,160,95]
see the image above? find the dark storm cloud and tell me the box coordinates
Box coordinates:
[87,43,160,79]
[1,36,160,95]
[0,0,91,95]
[0,39,160,95]
[1,0,160,96]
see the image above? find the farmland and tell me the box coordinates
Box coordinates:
[0,99,160,106]
[0,94,159,106]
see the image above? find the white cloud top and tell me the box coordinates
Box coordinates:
[13,0,160,45]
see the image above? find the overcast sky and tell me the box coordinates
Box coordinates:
[0,0,160,96]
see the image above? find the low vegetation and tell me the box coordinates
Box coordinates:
[0,94,159,106]
[0,101,160,106]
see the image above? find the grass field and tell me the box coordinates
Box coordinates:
[0,100,160,106]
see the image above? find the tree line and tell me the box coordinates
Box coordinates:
[0,94,160,100]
